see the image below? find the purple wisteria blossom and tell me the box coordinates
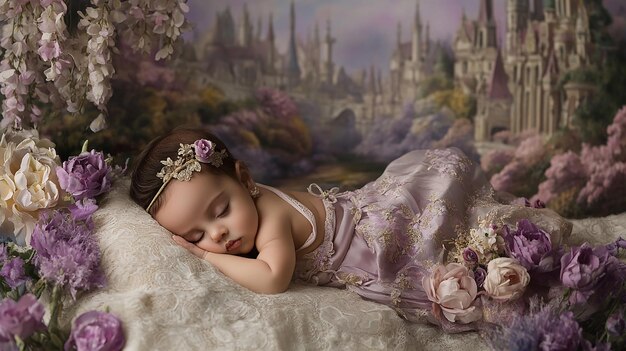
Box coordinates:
[65,311,125,351]
[0,258,29,289]
[56,150,112,200]
[0,294,46,343]
[30,209,105,299]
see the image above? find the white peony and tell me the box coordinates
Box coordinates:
[0,129,61,245]
[484,257,530,301]
[13,152,59,211]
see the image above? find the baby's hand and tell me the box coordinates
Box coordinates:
[171,235,208,260]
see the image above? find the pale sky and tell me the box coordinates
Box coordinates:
[185,1,617,74]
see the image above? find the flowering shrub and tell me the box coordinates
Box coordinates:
[490,134,551,198]
[532,106,626,217]
[0,0,190,131]
[428,215,626,350]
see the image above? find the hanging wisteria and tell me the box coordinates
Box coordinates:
[0,0,189,132]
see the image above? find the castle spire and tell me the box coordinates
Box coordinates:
[324,18,336,85]
[487,50,511,100]
[478,0,493,24]
[412,0,422,64]
[287,1,301,87]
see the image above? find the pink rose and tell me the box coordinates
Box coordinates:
[422,263,482,324]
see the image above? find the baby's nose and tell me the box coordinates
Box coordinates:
[210,227,227,242]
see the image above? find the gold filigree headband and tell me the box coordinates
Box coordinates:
[146,139,227,213]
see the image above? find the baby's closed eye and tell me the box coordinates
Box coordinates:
[187,232,204,244]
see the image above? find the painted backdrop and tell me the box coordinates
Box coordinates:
[40,0,626,218]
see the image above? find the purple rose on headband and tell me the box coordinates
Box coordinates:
[560,243,615,304]
[193,139,215,163]
[504,220,560,275]
[0,294,46,342]
[65,311,125,351]
[56,150,112,200]
[0,258,29,289]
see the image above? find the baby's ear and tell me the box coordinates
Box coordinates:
[234,160,255,189]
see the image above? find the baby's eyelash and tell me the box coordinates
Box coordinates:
[218,203,230,218]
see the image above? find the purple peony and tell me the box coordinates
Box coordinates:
[0,294,46,342]
[504,220,561,276]
[30,210,105,299]
[68,198,99,223]
[65,311,125,351]
[0,258,29,289]
[56,150,112,200]
[560,243,616,304]
[193,139,215,163]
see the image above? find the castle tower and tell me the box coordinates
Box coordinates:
[544,0,557,23]
[424,23,430,54]
[411,0,423,66]
[287,1,301,87]
[532,0,544,21]
[323,19,336,86]
[477,0,497,49]
[506,0,529,57]
[238,3,253,47]
[267,13,276,73]
[575,0,590,61]
[256,16,262,42]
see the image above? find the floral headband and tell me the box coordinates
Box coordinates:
[146,139,227,213]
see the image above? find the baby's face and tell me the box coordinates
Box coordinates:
[154,170,259,255]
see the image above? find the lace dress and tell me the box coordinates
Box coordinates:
[293,148,572,332]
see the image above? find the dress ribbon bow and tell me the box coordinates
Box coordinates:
[307,183,339,203]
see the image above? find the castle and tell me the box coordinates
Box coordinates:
[454,0,595,141]
[189,1,438,128]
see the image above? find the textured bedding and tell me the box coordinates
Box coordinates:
[60,179,626,350]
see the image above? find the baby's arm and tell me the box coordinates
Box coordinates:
[172,215,296,294]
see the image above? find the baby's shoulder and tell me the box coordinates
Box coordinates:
[255,189,294,241]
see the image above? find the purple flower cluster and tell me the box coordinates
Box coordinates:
[65,311,125,351]
[30,209,105,299]
[493,304,583,351]
[255,87,298,121]
[0,294,45,343]
[56,150,112,200]
[0,258,29,289]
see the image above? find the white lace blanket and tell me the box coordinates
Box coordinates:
[60,179,626,350]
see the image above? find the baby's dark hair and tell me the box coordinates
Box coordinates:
[129,125,238,216]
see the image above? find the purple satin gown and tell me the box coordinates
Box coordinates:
[293,148,572,332]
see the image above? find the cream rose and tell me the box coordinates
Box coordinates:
[13,153,60,211]
[484,257,530,301]
[422,263,483,324]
